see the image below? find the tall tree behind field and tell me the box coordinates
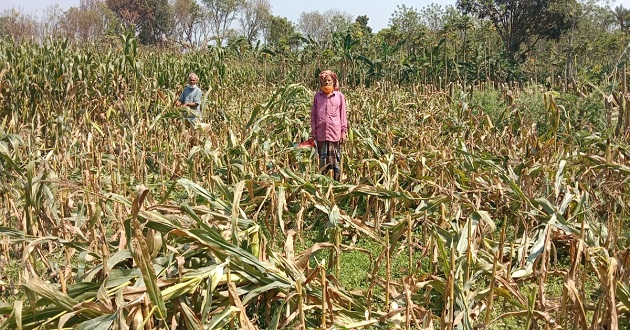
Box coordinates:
[388,5,428,55]
[201,0,244,44]
[440,6,478,80]
[457,0,575,63]
[325,9,353,35]
[0,10,38,41]
[171,0,204,48]
[239,0,271,43]
[354,15,372,35]
[264,15,298,47]
[80,0,102,10]
[550,1,629,85]
[613,5,630,32]
[61,7,103,42]
[262,15,301,79]
[420,3,449,39]
[60,1,120,42]
[297,9,352,43]
[297,11,327,42]
[106,0,173,44]
[140,0,173,44]
[38,5,65,41]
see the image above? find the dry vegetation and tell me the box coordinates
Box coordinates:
[0,35,629,329]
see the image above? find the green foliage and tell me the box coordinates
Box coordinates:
[264,15,299,48]
[388,5,428,55]
[458,0,576,63]
[354,15,372,36]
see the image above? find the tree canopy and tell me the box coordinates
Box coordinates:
[457,0,575,62]
[106,0,172,44]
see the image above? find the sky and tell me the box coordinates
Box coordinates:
[2,0,630,32]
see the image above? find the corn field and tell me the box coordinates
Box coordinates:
[0,34,629,330]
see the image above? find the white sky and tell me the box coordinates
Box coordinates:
[1,0,630,33]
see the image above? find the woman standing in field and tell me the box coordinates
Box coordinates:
[310,70,348,181]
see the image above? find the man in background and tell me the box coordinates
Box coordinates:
[175,73,202,124]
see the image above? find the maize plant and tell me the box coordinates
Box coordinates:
[0,35,629,330]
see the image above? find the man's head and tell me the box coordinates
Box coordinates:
[318,70,339,95]
[188,73,199,87]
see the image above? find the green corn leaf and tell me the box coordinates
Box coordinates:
[205,306,239,329]
[73,313,116,330]
[23,277,77,311]
[130,186,167,320]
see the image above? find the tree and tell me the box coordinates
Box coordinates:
[79,0,102,10]
[388,5,427,54]
[354,15,372,35]
[106,0,173,44]
[201,0,244,44]
[38,5,64,41]
[239,0,271,43]
[297,9,353,43]
[441,6,475,71]
[61,7,102,42]
[59,0,119,42]
[264,15,297,47]
[457,0,576,63]
[297,11,327,42]
[420,3,448,36]
[171,0,204,47]
[324,9,353,34]
[0,9,37,41]
[598,4,618,32]
[613,5,630,32]
[138,0,173,44]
